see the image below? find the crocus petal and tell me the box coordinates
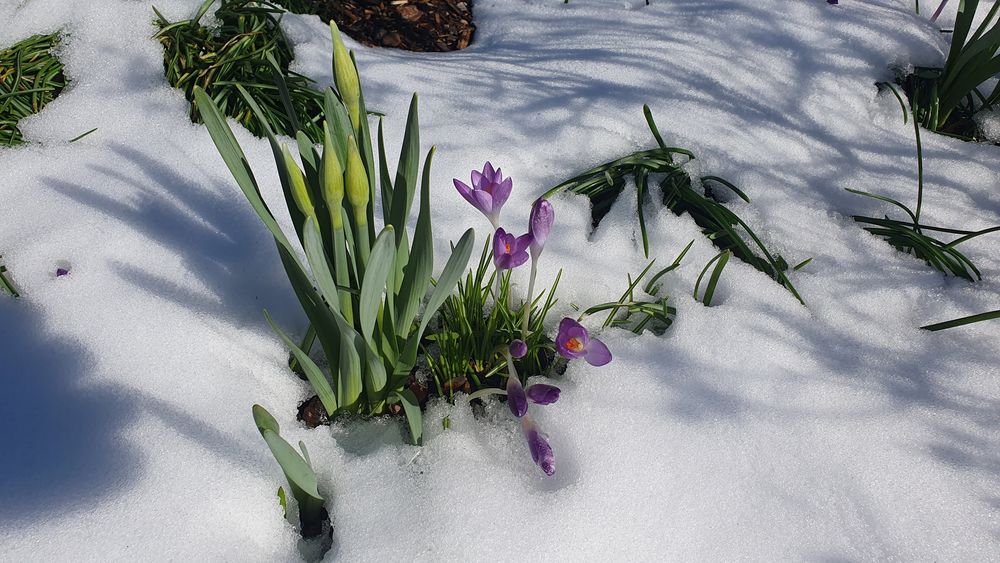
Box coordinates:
[454,179,476,202]
[526,383,560,405]
[470,169,484,190]
[510,250,530,269]
[583,338,612,366]
[506,374,528,417]
[521,415,555,476]
[513,233,534,254]
[471,189,495,216]
[493,228,508,255]
[483,161,496,182]
[558,316,583,335]
[509,339,528,359]
[493,177,513,209]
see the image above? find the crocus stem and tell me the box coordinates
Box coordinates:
[503,349,519,384]
[489,217,501,302]
[520,256,538,340]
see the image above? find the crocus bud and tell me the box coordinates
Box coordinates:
[506,373,527,418]
[521,414,555,476]
[330,21,361,129]
[528,198,554,257]
[509,339,528,359]
[322,124,345,228]
[526,383,560,405]
[282,144,314,218]
[344,135,369,218]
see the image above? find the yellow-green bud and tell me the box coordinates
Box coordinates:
[281,144,314,218]
[322,125,345,229]
[330,21,361,129]
[344,135,369,218]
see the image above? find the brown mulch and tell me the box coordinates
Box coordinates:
[286,0,475,52]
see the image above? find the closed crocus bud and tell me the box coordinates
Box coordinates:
[528,198,554,257]
[506,373,528,418]
[526,383,560,405]
[344,135,369,218]
[521,414,555,476]
[509,339,528,359]
[330,21,361,129]
[322,124,345,228]
[282,144,314,218]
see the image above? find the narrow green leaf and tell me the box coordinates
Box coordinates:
[264,311,338,414]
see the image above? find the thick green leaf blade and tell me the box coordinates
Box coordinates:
[395,147,435,334]
[194,87,289,250]
[252,405,323,501]
[395,389,423,445]
[359,227,397,340]
[302,216,341,314]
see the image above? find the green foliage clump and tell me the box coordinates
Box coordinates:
[0,33,66,146]
[903,0,1000,138]
[154,0,325,138]
[544,105,804,304]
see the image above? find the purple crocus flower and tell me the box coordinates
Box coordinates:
[556,317,612,366]
[528,198,554,257]
[453,162,513,226]
[509,339,528,359]
[493,228,532,270]
[521,414,555,476]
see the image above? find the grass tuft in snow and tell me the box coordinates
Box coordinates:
[544,105,804,304]
[901,0,1000,138]
[849,84,1000,282]
[154,0,325,138]
[0,33,66,147]
[425,237,561,402]
[582,241,691,334]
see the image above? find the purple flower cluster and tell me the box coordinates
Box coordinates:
[453,162,614,477]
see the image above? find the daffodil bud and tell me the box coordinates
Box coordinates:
[322,124,345,228]
[330,21,361,129]
[282,144,314,218]
[344,135,369,219]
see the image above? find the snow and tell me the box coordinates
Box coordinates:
[2,0,999,561]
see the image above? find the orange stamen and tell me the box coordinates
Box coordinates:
[566,338,584,352]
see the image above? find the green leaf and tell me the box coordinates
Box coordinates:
[264,311,338,415]
[252,405,323,501]
[388,94,420,237]
[359,227,397,340]
[395,389,423,445]
[395,147,436,335]
[194,87,289,250]
[302,216,341,314]
[401,228,475,367]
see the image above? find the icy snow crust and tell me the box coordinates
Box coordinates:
[1,0,999,560]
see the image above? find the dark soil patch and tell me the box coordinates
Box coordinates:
[278,0,475,52]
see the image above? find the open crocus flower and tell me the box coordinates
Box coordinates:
[556,317,612,366]
[493,228,532,270]
[521,414,555,476]
[453,161,513,226]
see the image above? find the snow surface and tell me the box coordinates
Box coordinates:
[2,0,999,560]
